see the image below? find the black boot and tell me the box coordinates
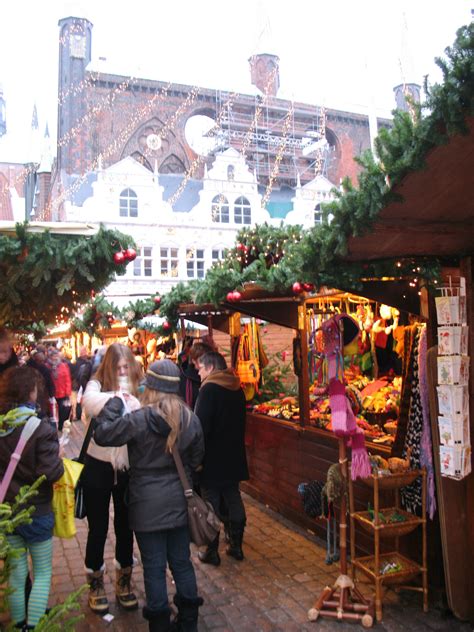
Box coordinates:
[223,520,230,544]
[197,534,220,566]
[226,522,245,561]
[143,606,172,632]
[172,594,203,632]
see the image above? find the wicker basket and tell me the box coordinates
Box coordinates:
[361,469,421,490]
[355,552,421,586]
[354,507,423,538]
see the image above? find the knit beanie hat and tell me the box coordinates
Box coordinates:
[144,359,181,394]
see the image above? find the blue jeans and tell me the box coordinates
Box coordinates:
[135,526,198,611]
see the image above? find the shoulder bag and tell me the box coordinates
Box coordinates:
[0,415,41,503]
[171,445,221,547]
[73,418,96,519]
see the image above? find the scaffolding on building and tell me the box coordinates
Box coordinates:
[207,91,336,187]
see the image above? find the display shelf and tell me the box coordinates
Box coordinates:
[349,468,428,622]
[359,469,422,490]
[352,552,422,586]
[353,507,423,538]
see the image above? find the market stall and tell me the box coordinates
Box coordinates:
[179,284,427,546]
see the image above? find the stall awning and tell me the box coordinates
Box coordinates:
[344,117,474,261]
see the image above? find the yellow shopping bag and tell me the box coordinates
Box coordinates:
[52,458,84,539]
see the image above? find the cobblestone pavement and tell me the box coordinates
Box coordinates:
[8,420,474,631]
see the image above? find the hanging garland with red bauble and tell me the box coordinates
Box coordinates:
[113,247,137,266]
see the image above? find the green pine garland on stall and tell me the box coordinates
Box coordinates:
[87,24,473,340]
[0,223,135,328]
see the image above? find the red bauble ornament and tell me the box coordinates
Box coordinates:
[162,321,171,331]
[302,282,315,292]
[226,291,235,302]
[113,251,126,265]
[292,281,303,294]
[232,291,242,301]
[124,248,137,262]
[154,296,161,306]
[236,243,245,251]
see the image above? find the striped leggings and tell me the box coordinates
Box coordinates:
[6,535,53,626]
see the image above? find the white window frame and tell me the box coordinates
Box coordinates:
[119,188,138,218]
[211,195,229,223]
[160,246,179,278]
[186,247,205,279]
[314,203,323,225]
[211,247,225,263]
[234,196,251,225]
[133,246,153,277]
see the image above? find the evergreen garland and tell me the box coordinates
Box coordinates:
[152,24,472,336]
[0,223,135,328]
[70,295,120,337]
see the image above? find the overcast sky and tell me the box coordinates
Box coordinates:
[0,0,470,162]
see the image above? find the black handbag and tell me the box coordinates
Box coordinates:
[171,446,221,547]
[73,419,96,519]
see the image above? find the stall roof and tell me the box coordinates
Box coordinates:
[344,117,474,261]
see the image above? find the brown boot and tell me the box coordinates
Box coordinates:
[115,566,138,610]
[86,569,109,614]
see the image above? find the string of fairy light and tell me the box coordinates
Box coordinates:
[43,84,203,220]
[138,86,201,165]
[167,90,240,207]
[208,66,281,223]
[10,17,298,225]
[40,84,172,219]
[260,103,295,209]
[9,75,138,194]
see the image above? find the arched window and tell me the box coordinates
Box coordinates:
[227,165,235,181]
[314,203,323,225]
[119,188,138,218]
[211,195,229,223]
[234,196,251,225]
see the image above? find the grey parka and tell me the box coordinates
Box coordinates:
[94,396,204,533]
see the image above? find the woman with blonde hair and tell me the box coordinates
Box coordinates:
[94,359,204,632]
[80,343,143,614]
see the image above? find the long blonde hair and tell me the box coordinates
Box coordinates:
[140,389,191,452]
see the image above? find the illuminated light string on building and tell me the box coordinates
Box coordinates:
[208,66,291,223]
[139,86,201,163]
[10,75,139,193]
[39,85,202,218]
[56,77,138,150]
[57,71,103,107]
[57,21,87,47]
[260,102,295,209]
[40,83,172,220]
[167,90,241,208]
[50,84,201,218]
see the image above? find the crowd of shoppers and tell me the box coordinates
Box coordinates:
[0,332,249,632]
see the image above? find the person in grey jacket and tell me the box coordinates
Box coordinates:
[94,359,204,632]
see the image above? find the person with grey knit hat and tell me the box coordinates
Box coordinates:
[94,359,205,632]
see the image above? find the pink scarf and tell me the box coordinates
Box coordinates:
[322,314,371,480]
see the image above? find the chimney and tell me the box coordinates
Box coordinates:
[393,83,421,112]
[249,53,280,97]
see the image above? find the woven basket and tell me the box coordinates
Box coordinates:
[357,552,421,586]
[354,508,422,538]
[361,470,421,490]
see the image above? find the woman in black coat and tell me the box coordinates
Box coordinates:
[94,360,204,632]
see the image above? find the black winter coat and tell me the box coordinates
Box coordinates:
[194,371,249,487]
[94,397,204,533]
[0,409,63,515]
